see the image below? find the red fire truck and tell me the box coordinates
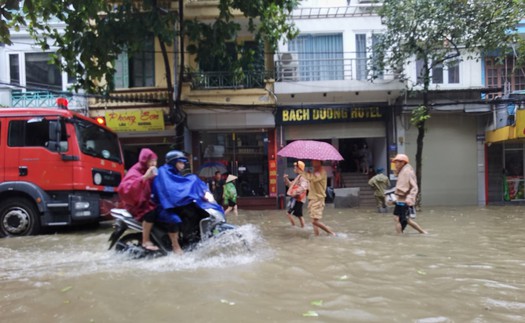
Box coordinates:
[0,107,125,236]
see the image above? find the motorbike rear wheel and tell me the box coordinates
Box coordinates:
[115,232,142,253]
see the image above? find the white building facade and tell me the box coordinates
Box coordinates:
[0,21,86,111]
[274,0,492,206]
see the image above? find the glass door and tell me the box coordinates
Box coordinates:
[503,143,524,201]
[200,131,269,197]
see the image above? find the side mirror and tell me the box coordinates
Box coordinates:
[48,120,62,152]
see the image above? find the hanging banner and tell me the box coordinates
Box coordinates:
[105,109,165,132]
[268,159,277,197]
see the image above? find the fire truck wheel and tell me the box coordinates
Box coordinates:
[0,198,41,237]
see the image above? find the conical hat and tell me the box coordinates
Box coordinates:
[226,174,238,183]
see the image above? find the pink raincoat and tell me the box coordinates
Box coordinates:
[117,148,157,221]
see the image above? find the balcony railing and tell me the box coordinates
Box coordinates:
[290,4,382,19]
[88,88,170,108]
[183,63,396,90]
[11,91,72,108]
[184,70,274,90]
[274,53,396,83]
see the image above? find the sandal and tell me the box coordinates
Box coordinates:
[142,241,159,251]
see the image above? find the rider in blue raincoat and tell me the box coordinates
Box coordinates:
[151,150,223,252]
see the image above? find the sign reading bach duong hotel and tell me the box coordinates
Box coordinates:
[276,105,387,125]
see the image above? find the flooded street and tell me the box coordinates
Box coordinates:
[1,205,524,322]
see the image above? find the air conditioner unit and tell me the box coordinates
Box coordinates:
[357,0,381,13]
[280,52,299,68]
[358,4,379,14]
[279,52,299,81]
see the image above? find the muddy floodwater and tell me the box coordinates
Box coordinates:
[1,206,524,322]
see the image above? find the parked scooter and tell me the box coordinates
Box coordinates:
[108,201,237,258]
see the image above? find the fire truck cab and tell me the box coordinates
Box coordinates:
[0,108,125,236]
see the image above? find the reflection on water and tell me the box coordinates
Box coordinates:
[1,206,524,322]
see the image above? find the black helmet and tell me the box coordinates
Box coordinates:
[166,150,188,165]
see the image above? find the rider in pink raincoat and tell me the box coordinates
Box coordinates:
[117,148,159,250]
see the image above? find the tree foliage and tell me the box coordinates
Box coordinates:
[2,0,299,94]
[374,0,525,207]
[1,0,24,44]
[185,0,299,73]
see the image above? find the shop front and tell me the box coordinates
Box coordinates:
[486,109,525,203]
[187,108,278,209]
[276,104,391,192]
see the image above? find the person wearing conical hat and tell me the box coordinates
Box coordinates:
[368,167,390,213]
[223,174,238,217]
[297,160,336,236]
[392,154,427,234]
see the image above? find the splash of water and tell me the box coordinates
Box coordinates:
[0,224,269,281]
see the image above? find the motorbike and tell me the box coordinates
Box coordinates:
[108,201,237,258]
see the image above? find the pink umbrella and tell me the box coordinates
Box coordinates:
[277,140,344,161]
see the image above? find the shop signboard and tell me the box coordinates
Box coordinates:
[276,104,387,125]
[105,109,165,132]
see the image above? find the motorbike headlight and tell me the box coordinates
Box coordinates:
[205,209,225,223]
[204,192,215,203]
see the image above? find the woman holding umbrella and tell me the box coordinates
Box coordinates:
[278,140,342,236]
[297,160,336,236]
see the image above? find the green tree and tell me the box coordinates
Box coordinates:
[4,0,298,92]
[1,0,24,44]
[3,0,299,149]
[374,0,525,207]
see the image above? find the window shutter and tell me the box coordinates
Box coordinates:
[114,52,129,89]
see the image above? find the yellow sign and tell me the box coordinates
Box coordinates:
[105,109,165,132]
[516,110,525,138]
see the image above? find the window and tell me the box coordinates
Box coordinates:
[74,117,122,163]
[493,65,511,88]
[67,73,76,85]
[8,119,67,149]
[355,33,385,80]
[416,59,425,85]
[371,34,383,80]
[130,36,155,87]
[113,36,155,89]
[25,53,62,91]
[9,54,20,85]
[199,42,237,72]
[432,62,443,84]
[355,34,367,80]
[486,65,499,88]
[288,34,344,81]
[448,60,460,84]
[416,58,460,85]
[514,68,525,90]
[240,41,265,71]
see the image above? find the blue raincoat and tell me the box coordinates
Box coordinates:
[151,164,223,224]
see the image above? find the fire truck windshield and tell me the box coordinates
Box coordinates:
[74,117,122,164]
